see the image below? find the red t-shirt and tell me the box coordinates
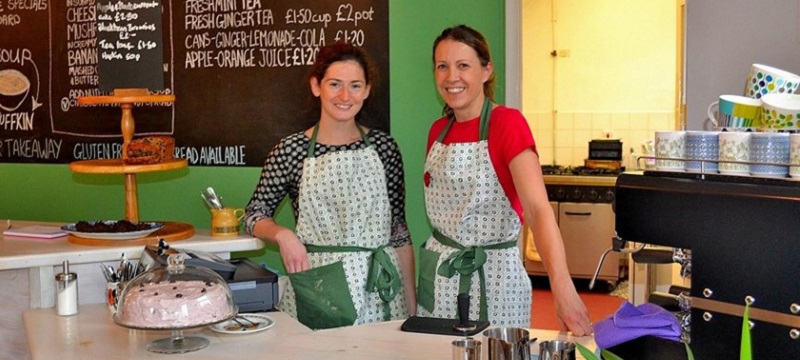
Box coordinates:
[425,106,538,220]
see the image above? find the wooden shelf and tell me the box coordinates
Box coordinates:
[70,158,187,174]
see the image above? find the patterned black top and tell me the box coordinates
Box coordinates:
[244,128,411,247]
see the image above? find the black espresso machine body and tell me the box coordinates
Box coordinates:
[614,172,800,359]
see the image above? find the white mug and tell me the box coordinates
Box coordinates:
[707,95,762,130]
[654,131,685,171]
[718,132,750,175]
[744,64,800,99]
[790,134,800,178]
[750,132,790,177]
[685,131,719,173]
[760,93,800,132]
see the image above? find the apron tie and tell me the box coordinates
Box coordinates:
[305,244,401,321]
[433,229,517,322]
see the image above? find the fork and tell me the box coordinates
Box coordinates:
[231,317,257,330]
[235,315,259,328]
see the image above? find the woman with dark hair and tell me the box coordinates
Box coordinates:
[244,43,415,329]
[417,25,593,335]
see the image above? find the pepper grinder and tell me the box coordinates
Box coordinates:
[55,260,78,316]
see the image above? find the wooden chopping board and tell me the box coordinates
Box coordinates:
[67,221,195,246]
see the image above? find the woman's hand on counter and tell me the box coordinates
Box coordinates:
[276,234,309,274]
[251,219,309,274]
[553,279,594,337]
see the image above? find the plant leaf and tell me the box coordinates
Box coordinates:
[741,303,752,360]
[575,342,602,360]
[685,342,695,360]
[600,349,625,360]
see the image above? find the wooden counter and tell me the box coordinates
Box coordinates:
[1,219,264,360]
[24,304,597,360]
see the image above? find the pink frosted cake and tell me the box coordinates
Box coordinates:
[116,280,235,328]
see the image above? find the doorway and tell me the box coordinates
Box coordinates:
[507,0,683,167]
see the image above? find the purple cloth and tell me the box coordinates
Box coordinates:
[594,302,682,349]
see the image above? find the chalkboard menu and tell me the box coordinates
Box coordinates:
[96,0,165,92]
[0,0,389,166]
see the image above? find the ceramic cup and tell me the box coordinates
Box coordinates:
[720,127,756,133]
[750,132,790,177]
[718,132,751,175]
[654,131,685,171]
[760,93,800,131]
[106,281,125,314]
[744,63,800,99]
[685,131,720,173]
[707,95,762,130]
[210,208,245,237]
[790,134,800,178]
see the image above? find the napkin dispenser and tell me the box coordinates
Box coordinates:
[139,244,278,312]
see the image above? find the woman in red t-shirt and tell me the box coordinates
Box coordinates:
[417,24,593,335]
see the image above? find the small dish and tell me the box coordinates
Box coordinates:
[210,314,274,334]
[61,221,164,240]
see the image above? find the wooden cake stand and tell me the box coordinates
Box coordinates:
[70,89,194,246]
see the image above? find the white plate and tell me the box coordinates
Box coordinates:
[210,314,275,334]
[61,221,164,240]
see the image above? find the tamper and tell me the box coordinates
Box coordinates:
[453,293,477,333]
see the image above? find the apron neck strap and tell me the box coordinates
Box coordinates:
[436,97,492,143]
[308,122,371,158]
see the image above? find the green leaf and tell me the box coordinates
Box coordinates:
[741,303,752,360]
[686,342,695,360]
[600,349,625,360]
[575,342,625,360]
[575,342,602,360]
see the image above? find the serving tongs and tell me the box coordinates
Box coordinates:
[201,187,224,210]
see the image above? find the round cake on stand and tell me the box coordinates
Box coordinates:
[114,254,237,354]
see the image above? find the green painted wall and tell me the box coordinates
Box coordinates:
[0,0,506,271]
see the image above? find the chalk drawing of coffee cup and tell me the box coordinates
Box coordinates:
[0,69,31,112]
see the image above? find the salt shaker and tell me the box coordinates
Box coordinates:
[55,260,78,316]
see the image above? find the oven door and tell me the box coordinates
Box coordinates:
[524,202,619,281]
[559,202,618,280]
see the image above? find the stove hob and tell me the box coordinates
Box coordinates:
[541,165,623,177]
[541,165,620,203]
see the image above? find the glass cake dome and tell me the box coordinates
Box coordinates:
[114,253,237,354]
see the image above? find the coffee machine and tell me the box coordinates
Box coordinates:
[614,171,800,359]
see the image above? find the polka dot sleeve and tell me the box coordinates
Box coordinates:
[244,133,305,235]
[371,131,412,248]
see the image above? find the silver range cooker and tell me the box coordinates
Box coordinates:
[524,166,621,284]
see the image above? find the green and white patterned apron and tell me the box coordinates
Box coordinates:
[418,99,531,327]
[280,124,407,330]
